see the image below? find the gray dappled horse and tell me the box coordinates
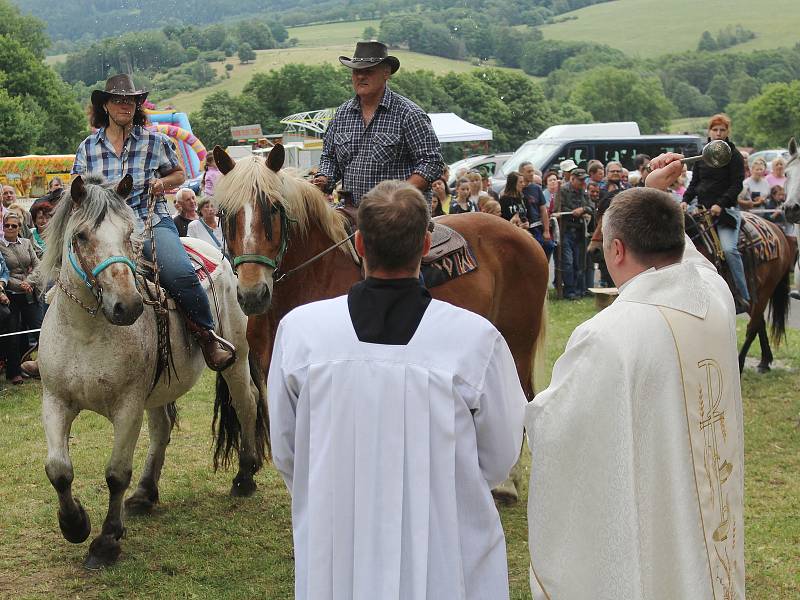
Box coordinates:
[38,176,268,568]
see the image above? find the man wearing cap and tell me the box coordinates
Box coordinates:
[72,74,234,371]
[556,167,593,299]
[313,41,444,204]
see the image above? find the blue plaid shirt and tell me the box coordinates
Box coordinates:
[72,126,180,223]
[319,86,443,203]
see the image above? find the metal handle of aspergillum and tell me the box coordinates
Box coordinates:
[646,140,733,173]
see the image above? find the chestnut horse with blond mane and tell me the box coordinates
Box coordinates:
[211,144,548,501]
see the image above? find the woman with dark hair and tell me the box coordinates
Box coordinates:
[202,152,221,197]
[499,171,529,227]
[71,74,235,371]
[28,201,53,258]
[430,178,449,216]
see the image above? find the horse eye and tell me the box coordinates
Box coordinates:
[75,231,89,242]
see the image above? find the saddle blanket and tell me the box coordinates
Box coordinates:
[739,212,781,263]
[421,221,478,288]
[181,237,223,284]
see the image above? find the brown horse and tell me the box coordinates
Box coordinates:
[211,145,548,500]
[591,207,793,373]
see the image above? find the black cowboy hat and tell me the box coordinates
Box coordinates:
[91,74,149,108]
[339,41,400,74]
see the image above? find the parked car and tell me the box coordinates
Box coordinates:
[748,148,790,170]
[448,153,512,187]
[490,122,703,192]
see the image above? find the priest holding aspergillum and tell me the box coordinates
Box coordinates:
[526,154,745,599]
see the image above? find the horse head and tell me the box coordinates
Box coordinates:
[41,175,144,325]
[783,137,800,224]
[213,144,288,315]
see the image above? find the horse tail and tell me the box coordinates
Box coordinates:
[211,354,271,472]
[768,267,790,346]
[212,373,239,471]
[166,402,179,429]
[531,294,548,396]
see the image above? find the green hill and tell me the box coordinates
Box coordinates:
[540,0,799,57]
[164,22,535,114]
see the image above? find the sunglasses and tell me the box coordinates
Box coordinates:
[3,224,19,229]
[109,96,137,105]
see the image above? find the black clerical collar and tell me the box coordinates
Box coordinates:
[347,277,431,345]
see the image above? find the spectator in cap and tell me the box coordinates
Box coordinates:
[556,168,593,299]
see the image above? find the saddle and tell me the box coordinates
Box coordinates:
[335,206,478,288]
[739,212,781,263]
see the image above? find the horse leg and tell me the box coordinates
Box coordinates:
[757,322,773,373]
[125,405,174,515]
[738,321,759,373]
[42,392,91,544]
[84,404,143,570]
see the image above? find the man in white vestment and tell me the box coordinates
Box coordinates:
[527,154,745,600]
[268,180,527,600]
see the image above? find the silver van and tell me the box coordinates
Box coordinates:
[491,122,703,192]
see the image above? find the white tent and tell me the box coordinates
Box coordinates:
[428,113,492,143]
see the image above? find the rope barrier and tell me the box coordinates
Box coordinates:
[0,327,41,339]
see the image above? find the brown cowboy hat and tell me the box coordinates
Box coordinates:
[339,41,400,74]
[91,74,148,108]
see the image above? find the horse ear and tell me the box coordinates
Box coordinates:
[267,143,285,173]
[116,174,133,199]
[71,176,86,207]
[214,145,235,175]
[790,137,798,157]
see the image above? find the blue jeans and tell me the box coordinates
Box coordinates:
[718,209,750,302]
[142,218,214,330]
[531,227,555,260]
[561,229,586,298]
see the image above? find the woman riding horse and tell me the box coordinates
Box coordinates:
[67,75,234,370]
[681,114,748,312]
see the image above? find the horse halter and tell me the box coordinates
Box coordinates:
[63,234,137,315]
[229,191,291,277]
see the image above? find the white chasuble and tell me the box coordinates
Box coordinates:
[268,296,527,600]
[526,241,744,600]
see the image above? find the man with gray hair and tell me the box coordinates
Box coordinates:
[269,179,526,600]
[526,154,744,599]
[172,187,198,237]
[313,41,443,204]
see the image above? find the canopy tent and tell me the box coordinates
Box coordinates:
[279,109,492,144]
[429,113,492,144]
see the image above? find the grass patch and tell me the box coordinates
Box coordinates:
[287,20,381,48]
[165,45,533,114]
[1,296,797,597]
[539,0,800,57]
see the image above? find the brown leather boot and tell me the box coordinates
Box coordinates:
[191,328,236,372]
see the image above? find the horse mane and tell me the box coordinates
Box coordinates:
[39,176,138,284]
[214,155,356,259]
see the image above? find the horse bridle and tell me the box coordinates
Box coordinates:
[224,192,356,284]
[228,195,291,275]
[62,234,137,315]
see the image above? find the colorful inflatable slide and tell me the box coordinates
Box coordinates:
[145,109,207,179]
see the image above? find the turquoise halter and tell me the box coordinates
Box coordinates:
[67,239,137,290]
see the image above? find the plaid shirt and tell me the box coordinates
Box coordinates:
[318,86,443,203]
[72,126,180,223]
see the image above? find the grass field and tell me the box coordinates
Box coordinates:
[164,21,532,114]
[540,0,800,57]
[0,296,798,598]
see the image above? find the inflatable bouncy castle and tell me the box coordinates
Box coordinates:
[144,108,207,179]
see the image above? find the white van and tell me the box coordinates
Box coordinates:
[491,122,703,191]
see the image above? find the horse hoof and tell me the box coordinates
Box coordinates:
[124,493,157,516]
[59,500,91,544]
[757,364,771,374]
[230,477,257,497]
[491,481,519,507]
[83,535,121,570]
